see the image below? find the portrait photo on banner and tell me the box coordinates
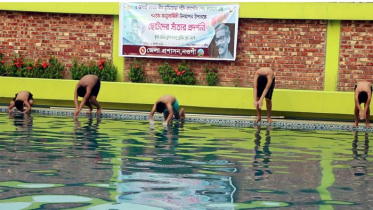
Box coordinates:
[208,23,235,59]
[123,18,144,45]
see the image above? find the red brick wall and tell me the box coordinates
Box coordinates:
[0,11,328,89]
[338,20,373,91]
[125,19,327,90]
[0,11,114,78]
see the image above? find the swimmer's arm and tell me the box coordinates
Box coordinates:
[365,91,372,112]
[259,74,274,102]
[165,103,174,123]
[253,72,259,103]
[78,85,92,111]
[355,91,363,112]
[149,103,157,120]
[23,101,31,114]
[8,101,15,113]
[74,84,79,109]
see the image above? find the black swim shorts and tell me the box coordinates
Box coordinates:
[91,79,101,97]
[257,77,275,100]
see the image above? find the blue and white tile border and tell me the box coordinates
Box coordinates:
[0,106,371,132]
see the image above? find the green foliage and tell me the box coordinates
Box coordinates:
[46,56,64,79]
[4,55,63,79]
[158,60,196,85]
[100,61,117,82]
[4,55,24,77]
[70,60,93,80]
[158,62,173,84]
[205,65,218,86]
[70,58,117,81]
[0,53,5,76]
[128,59,146,83]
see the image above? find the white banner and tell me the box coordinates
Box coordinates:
[119,2,239,61]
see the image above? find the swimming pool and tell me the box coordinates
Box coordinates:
[0,113,370,209]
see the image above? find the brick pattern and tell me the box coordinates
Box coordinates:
[338,20,373,91]
[0,11,114,78]
[0,11,328,89]
[125,19,327,90]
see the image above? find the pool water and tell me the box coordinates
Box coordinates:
[0,113,371,209]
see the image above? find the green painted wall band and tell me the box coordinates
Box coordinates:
[113,16,124,82]
[1,3,373,20]
[0,77,358,116]
[324,20,341,91]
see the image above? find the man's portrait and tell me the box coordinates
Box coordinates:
[124,19,142,45]
[209,23,235,59]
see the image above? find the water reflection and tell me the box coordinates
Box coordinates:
[0,115,113,208]
[1,113,372,209]
[73,116,112,167]
[154,120,184,151]
[9,113,33,133]
[351,130,369,176]
[118,121,235,209]
[6,113,34,150]
[74,116,101,146]
[253,126,272,181]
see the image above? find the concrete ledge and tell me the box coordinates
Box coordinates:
[0,106,369,132]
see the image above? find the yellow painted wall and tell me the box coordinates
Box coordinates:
[1,2,373,20]
[324,20,341,91]
[0,77,354,119]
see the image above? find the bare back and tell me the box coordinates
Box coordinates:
[256,67,274,77]
[78,75,99,88]
[355,81,372,94]
[157,95,176,105]
[15,91,31,102]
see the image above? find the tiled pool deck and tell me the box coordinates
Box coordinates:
[0,106,371,132]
